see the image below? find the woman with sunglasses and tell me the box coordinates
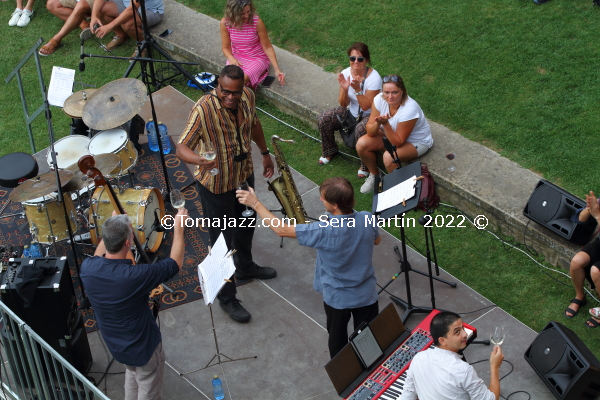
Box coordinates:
[220,0,285,90]
[317,42,382,178]
[357,75,433,194]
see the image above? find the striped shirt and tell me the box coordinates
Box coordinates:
[178,87,257,194]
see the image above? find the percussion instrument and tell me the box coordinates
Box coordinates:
[88,129,138,177]
[47,135,90,169]
[9,170,73,203]
[62,153,120,193]
[63,89,98,118]
[89,187,164,252]
[23,193,77,243]
[0,152,39,188]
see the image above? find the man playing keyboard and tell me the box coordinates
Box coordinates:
[401,312,504,400]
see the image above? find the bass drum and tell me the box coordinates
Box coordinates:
[89,187,164,253]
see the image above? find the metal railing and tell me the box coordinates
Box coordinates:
[0,301,110,400]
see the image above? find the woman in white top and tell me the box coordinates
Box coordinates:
[357,75,433,193]
[317,42,382,179]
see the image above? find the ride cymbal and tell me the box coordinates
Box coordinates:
[9,170,73,203]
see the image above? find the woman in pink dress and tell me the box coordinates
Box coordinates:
[220,0,285,89]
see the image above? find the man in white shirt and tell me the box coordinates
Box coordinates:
[401,312,504,400]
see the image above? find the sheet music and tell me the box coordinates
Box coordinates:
[198,233,236,305]
[48,66,75,107]
[376,175,417,212]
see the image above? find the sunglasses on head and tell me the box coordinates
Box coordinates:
[348,56,365,63]
[383,75,402,83]
[219,85,244,97]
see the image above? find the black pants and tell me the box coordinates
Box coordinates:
[324,301,379,359]
[197,174,256,303]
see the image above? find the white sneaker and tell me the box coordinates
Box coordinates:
[17,9,33,27]
[8,9,23,26]
[360,174,376,194]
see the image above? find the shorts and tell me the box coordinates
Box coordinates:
[110,0,162,27]
[580,237,600,288]
[410,142,431,157]
[59,0,93,8]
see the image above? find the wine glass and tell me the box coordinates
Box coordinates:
[238,181,254,217]
[490,326,505,347]
[203,141,218,176]
[170,189,185,210]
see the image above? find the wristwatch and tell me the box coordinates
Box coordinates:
[355,90,364,96]
[260,149,270,156]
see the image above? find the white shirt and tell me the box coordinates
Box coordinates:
[341,67,382,118]
[373,94,433,148]
[401,347,495,400]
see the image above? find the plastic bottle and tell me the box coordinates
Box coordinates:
[212,375,224,400]
[146,119,159,152]
[157,121,170,154]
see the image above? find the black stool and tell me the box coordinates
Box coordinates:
[0,152,39,188]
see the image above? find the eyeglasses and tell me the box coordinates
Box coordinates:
[348,56,365,63]
[383,75,402,83]
[219,85,244,98]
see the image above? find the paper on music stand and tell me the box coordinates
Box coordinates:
[48,66,75,107]
[198,233,236,305]
[376,175,417,213]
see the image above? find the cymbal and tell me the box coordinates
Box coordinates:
[63,153,120,192]
[9,170,73,203]
[82,78,147,130]
[63,88,98,118]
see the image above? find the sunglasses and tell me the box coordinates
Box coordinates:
[383,75,402,83]
[348,56,365,63]
[219,85,244,98]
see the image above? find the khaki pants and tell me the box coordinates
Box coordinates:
[124,342,165,400]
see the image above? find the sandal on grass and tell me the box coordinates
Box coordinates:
[564,297,587,318]
[590,307,600,318]
[39,39,61,56]
[585,316,600,328]
[358,169,369,179]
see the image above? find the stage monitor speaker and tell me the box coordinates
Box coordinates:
[0,257,92,376]
[523,180,597,246]
[524,321,600,399]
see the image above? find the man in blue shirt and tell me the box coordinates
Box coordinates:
[81,208,187,400]
[237,177,381,357]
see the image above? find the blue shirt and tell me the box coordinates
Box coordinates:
[296,211,379,309]
[80,256,178,366]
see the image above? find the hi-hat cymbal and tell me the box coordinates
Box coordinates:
[63,88,98,118]
[82,78,147,130]
[9,170,73,203]
[62,153,120,192]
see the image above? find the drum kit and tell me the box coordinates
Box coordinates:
[0,78,166,259]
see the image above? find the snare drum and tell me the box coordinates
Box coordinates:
[88,129,138,177]
[23,193,77,243]
[47,135,91,169]
[89,187,164,252]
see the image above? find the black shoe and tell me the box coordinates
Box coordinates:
[533,0,550,4]
[219,299,251,322]
[234,265,277,280]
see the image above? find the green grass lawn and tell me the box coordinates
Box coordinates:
[1,0,600,360]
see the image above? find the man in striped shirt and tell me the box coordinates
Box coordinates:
[176,65,275,322]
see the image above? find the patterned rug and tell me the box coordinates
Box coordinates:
[0,141,250,332]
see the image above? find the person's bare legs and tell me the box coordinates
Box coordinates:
[52,1,91,43]
[585,266,600,326]
[121,16,143,41]
[17,0,35,12]
[566,251,590,317]
[46,0,73,21]
[97,1,126,39]
[356,132,385,177]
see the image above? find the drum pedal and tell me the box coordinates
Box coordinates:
[68,232,91,243]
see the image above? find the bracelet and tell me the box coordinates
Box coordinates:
[260,149,270,156]
[252,200,259,209]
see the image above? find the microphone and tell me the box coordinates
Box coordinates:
[79,28,93,72]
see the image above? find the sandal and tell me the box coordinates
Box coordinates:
[585,316,600,328]
[39,38,61,57]
[564,297,587,318]
[590,307,600,318]
[318,152,338,165]
[358,169,369,179]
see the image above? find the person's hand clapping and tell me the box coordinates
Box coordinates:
[338,73,351,91]
[236,187,258,207]
[586,191,600,219]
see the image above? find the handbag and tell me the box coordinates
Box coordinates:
[417,163,440,212]
[335,67,369,149]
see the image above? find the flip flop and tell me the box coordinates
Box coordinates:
[585,316,600,328]
[564,297,587,318]
[39,38,61,57]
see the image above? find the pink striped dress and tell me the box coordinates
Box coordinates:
[226,15,270,89]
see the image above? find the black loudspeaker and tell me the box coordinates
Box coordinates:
[524,321,600,399]
[0,257,92,377]
[523,180,597,246]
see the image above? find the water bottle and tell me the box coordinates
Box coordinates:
[157,121,170,154]
[212,375,224,400]
[146,118,159,152]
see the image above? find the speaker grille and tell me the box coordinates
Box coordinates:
[529,327,566,374]
[528,185,562,222]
